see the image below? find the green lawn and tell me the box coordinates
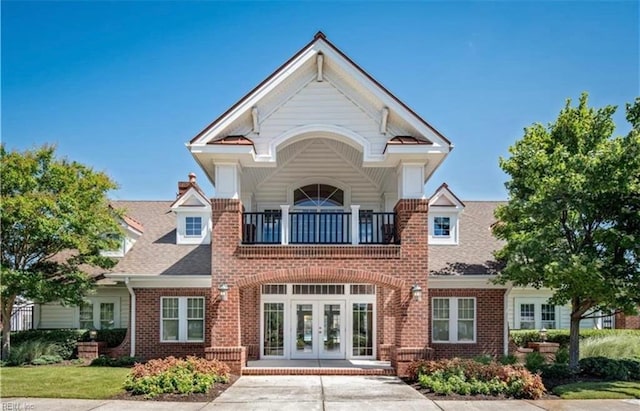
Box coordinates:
[0,365,130,399]
[553,381,640,399]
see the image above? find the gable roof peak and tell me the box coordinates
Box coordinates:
[430,182,465,208]
[314,31,327,40]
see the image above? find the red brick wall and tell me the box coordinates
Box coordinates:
[429,288,506,359]
[133,288,212,360]
[616,311,640,329]
[208,198,431,373]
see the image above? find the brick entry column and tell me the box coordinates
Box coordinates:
[392,199,432,376]
[205,199,246,374]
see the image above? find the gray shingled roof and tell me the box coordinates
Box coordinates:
[108,201,211,276]
[429,201,505,276]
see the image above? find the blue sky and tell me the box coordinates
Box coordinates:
[3,1,638,201]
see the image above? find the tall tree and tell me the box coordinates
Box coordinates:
[0,145,121,359]
[493,93,640,368]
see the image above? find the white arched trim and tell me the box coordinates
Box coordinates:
[267,124,374,163]
[286,176,352,209]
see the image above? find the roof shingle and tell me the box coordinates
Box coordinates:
[429,201,505,276]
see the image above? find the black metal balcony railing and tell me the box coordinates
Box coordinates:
[241,210,397,245]
[290,211,351,244]
[243,211,282,244]
[358,212,397,245]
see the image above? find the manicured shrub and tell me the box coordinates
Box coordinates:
[510,329,640,349]
[472,354,494,365]
[499,354,518,365]
[123,356,230,398]
[580,334,640,360]
[10,329,85,359]
[31,354,63,365]
[7,340,62,365]
[619,359,640,381]
[90,355,140,367]
[524,352,546,373]
[555,347,569,364]
[80,328,127,348]
[579,356,640,381]
[539,363,575,380]
[410,358,545,399]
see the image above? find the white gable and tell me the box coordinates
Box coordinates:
[170,186,211,211]
[257,80,387,156]
[188,33,452,190]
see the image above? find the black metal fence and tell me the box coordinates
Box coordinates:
[10,304,34,331]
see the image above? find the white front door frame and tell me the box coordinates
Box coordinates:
[259,284,377,360]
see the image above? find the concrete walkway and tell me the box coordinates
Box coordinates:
[3,375,640,410]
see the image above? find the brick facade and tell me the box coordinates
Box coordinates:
[429,288,506,359]
[109,199,510,376]
[134,287,212,360]
[204,198,433,376]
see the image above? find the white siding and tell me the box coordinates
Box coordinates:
[254,139,383,209]
[37,286,130,329]
[507,288,605,330]
[38,303,75,329]
[257,81,388,155]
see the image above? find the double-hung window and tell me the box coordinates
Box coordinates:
[78,299,118,329]
[432,297,476,343]
[185,217,202,237]
[161,297,205,342]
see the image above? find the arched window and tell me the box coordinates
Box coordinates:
[291,184,348,243]
[293,184,344,208]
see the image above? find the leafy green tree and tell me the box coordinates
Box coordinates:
[493,93,640,368]
[0,145,121,359]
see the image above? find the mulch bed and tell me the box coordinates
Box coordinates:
[111,374,240,402]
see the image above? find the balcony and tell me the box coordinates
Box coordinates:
[242,208,397,245]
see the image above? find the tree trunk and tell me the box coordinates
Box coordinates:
[1,294,16,361]
[569,313,581,369]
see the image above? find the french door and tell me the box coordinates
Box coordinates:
[291,300,345,359]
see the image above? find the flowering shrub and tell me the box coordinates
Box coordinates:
[409,358,546,399]
[123,356,230,398]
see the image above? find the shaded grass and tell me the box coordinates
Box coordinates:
[0,365,129,399]
[580,334,640,359]
[553,381,640,399]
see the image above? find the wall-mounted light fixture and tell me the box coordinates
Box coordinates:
[411,284,423,302]
[539,327,548,343]
[89,329,98,341]
[218,283,230,302]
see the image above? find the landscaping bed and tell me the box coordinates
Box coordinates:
[111,374,239,402]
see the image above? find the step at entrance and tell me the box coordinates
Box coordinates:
[243,359,396,376]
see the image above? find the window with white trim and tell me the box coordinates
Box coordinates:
[185,217,202,237]
[78,298,119,330]
[432,297,476,343]
[515,299,558,329]
[433,217,451,237]
[428,214,459,245]
[161,297,205,342]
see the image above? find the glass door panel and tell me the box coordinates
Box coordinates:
[293,303,314,357]
[352,303,373,357]
[263,303,284,356]
[322,303,343,357]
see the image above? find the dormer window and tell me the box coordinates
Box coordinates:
[428,183,465,245]
[185,216,203,237]
[433,217,451,237]
[170,173,211,245]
